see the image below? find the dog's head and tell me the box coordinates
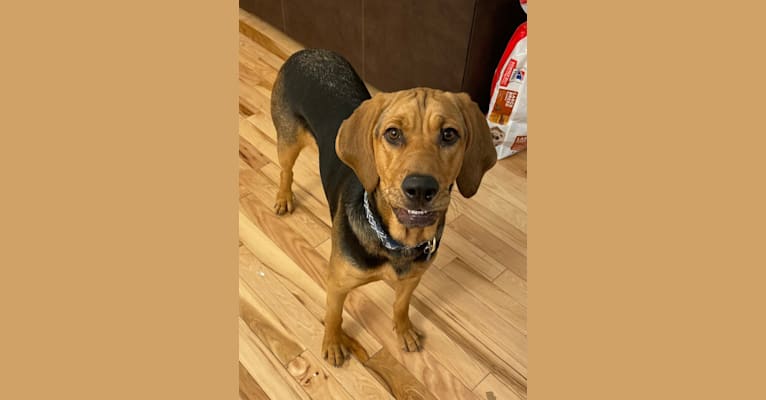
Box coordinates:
[491,126,506,147]
[336,88,496,229]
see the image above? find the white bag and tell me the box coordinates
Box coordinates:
[487,21,527,159]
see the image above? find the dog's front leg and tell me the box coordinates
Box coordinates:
[392,275,423,352]
[322,253,367,367]
[322,281,351,367]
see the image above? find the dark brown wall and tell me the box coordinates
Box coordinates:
[240,0,526,111]
[283,0,364,77]
[240,0,283,30]
[363,0,475,93]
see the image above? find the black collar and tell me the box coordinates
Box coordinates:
[362,191,441,260]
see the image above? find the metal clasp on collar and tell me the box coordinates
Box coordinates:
[424,237,437,261]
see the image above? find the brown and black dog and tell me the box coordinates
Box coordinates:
[270,49,496,367]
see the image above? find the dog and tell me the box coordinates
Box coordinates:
[491,126,506,147]
[270,49,496,367]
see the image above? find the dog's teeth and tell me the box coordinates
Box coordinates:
[407,210,427,215]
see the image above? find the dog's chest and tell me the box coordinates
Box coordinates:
[378,258,431,281]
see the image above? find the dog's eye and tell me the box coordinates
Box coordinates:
[440,128,459,145]
[384,128,403,144]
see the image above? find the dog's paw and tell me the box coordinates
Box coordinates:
[395,321,422,352]
[273,193,294,215]
[321,331,350,367]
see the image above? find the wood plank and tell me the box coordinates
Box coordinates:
[240,247,391,400]
[344,287,481,400]
[418,267,527,369]
[239,135,271,171]
[492,269,528,308]
[411,283,527,393]
[407,290,527,398]
[238,214,382,359]
[240,194,329,289]
[240,31,279,84]
[245,37,287,72]
[239,113,276,157]
[449,215,526,280]
[473,373,523,400]
[441,259,526,334]
[239,362,271,400]
[239,278,305,365]
[315,238,332,260]
[239,34,279,109]
[480,161,527,212]
[431,243,457,269]
[239,158,260,198]
[239,164,330,247]
[445,198,461,224]
[272,270,327,323]
[239,38,273,120]
[495,153,526,182]
[240,102,255,117]
[448,200,527,257]
[440,226,506,281]
[239,59,273,105]
[360,281,491,391]
[240,209,325,305]
[287,350,355,400]
[239,9,303,60]
[245,104,278,141]
[454,187,526,234]
[239,81,270,117]
[365,349,437,400]
[239,318,311,400]
[239,18,289,60]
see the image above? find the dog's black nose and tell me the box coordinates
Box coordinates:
[401,174,439,203]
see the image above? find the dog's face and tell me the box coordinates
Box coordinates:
[491,126,506,146]
[337,88,496,228]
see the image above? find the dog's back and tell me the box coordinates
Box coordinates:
[271,49,370,213]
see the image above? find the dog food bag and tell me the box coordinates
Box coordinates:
[487,21,527,159]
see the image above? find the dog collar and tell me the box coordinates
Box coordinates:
[363,191,439,259]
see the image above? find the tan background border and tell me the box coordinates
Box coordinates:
[1,0,239,398]
[531,1,766,399]
[2,0,765,399]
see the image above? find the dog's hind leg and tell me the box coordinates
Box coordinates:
[270,73,312,215]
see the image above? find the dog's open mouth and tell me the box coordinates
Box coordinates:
[394,208,439,227]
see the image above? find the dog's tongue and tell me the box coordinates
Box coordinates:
[394,208,438,227]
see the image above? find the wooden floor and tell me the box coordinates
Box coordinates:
[238,10,527,400]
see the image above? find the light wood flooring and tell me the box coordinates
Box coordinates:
[238,9,528,400]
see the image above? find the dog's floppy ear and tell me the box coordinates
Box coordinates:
[453,93,497,198]
[336,93,391,192]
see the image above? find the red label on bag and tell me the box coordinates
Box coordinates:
[500,59,517,87]
[488,89,518,124]
[490,22,527,94]
[511,135,527,151]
